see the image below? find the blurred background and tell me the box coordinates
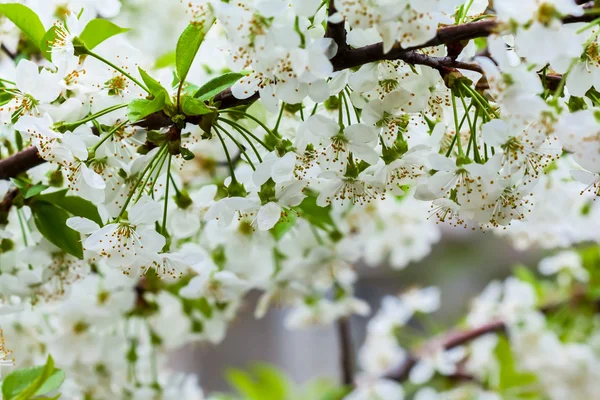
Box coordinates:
[172,229,544,392]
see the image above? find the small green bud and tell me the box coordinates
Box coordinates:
[324,95,340,110]
[174,190,193,209]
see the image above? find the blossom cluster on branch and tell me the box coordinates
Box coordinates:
[0,0,600,399]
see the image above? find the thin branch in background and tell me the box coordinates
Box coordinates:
[337,317,354,386]
[385,290,596,383]
[1,43,16,61]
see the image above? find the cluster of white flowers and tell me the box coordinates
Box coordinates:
[352,249,600,400]
[1,0,600,398]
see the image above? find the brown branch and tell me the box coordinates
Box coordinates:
[0,147,45,180]
[325,2,348,56]
[337,317,355,386]
[384,290,595,382]
[0,187,18,223]
[1,43,15,61]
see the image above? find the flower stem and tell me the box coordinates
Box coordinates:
[222,109,279,139]
[162,154,172,235]
[62,104,128,131]
[214,126,237,182]
[118,144,167,219]
[90,121,128,153]
[216,125,256,170]
[88,50,150,93]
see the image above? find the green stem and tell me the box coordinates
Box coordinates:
[63,103,128,131]
[214,127,237,182]
[221,109,279,139]
[338,93,344,128]
[91,121,128,153]
[451,91,464,156]
[147,149,170,199]
[16,209,28,247]
[216,119,263,161]
[341,92,352,125]
[118,144,167,219]
[215,124,256,169]
[217,117,272,151]
[162,154,172,235]
[168,173,181,196]
[345,88,361,122]
[88,50,150,93]
[461,83,494,120]
[273,104,285,133]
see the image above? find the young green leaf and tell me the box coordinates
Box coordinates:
[175,18,216,84]
[154,51,176,69]
[39,26,60,61]
[31,202,84,259]
[294,193,334,231]
[179,146,195,160]
[127,91,166,123]
[494,336,538,393]
[0,4,46,51]
[2,355,63,400]
[271,212,297,240]
[24,184,49,199]
[194,72,245,101]
[181,95,213,116]
[36,189,103,226]
[78,19,129,50]
[138,67,172,104]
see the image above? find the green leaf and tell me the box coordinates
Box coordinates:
[0,4,46,51]
[179,146,195,160]
[78,19,129,50]
[271,212,297,240]
[226,363,291,400]
[294,193,334,231]
[181,95,213,116]
[24,184,49,199]
[34,370,64,398]
[127,91,166,123]
[147,130,167,146]
[39,26,60,61]
[9,177,29,190]
[493,337,537,393]
[36,189,103,226]
[175,18,216,84]
[155,51,176,69]
[138,67,172,105]
[194,72,245,101]
[2,356,63,400]
[31,202,84,259]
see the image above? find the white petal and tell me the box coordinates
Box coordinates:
[257,202,281,230]
[66,217,100,234]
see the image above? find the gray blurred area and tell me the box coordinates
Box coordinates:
[172,230,543,392]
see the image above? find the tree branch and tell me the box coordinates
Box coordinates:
[0,147,45,180]
[0,187,18,224]
[325,1,349,56]
[337,317,355,386]
[384,290,595,383]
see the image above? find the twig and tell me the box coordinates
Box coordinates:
[337,317,355,386]
[1,44,15,61]
[384,290,595,382]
